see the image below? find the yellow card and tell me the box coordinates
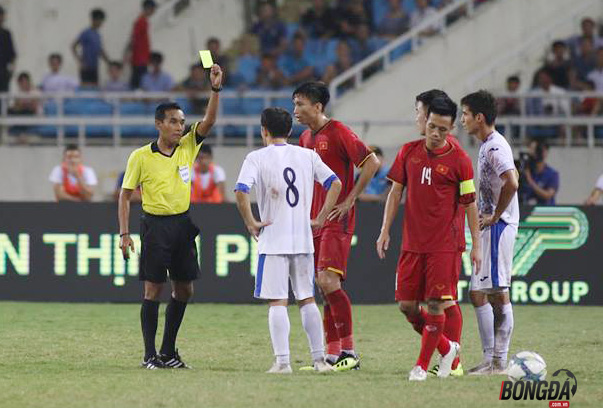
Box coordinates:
[199,50,214,68]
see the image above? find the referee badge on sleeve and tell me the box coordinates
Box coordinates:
[178,165,191,183]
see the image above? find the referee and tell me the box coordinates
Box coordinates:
[118,64,223,369]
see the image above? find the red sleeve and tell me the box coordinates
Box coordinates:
[338,125,372,167]
[387,144,410,185]
[457,151,476,205]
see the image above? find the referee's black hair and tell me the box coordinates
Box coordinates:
[292,81,330,112]
[415,89,449,108]
[155,102,182,121]
[460,90,497,126]
[261,107,292,138]
[427,97,457,124]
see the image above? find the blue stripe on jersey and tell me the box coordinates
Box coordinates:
[254,254,266,297]
[490,219,508,287]
[323,175,339,191]
[234,183,250,194]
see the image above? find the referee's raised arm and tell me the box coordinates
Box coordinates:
[195,64,223,140]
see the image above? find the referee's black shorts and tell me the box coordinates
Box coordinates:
[139,211,200,283]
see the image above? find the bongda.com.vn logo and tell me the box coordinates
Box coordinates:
[500,369,577,407]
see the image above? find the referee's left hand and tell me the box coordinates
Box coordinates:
[210,64,223,89]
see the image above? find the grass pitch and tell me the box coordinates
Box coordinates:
[0,303,601,408]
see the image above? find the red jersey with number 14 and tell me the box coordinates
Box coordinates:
[299,120,372,235]
[387,139,476,253]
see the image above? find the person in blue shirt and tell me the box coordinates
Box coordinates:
[141,52,175,92]
[71,8,110,87]
[520,139,559,205]
[251,3,287,57]
[278,32,313,86]
[358,146,391,202]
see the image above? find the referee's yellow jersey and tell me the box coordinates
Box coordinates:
[122,122,203,215]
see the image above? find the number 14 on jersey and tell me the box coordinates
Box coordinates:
[421,166,432,185]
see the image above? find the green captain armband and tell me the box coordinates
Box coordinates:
[460,179,476,195]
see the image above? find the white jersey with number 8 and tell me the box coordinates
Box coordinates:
[235,143,337,255]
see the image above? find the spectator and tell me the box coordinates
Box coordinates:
[527,67,570,116]
[8,72,41,115]
[519,139,559,206]
[586,48,603,92]
[410,0,443,37]
[567,17,603,58]
[126,0,157,89]
[351,23,384,62]
[175,63,209,114]
[322,41,354,85]
[333,0,372,40]
[40,54,79,93]
[377,0,410,38]
[498,75,521,116]
[103,61,130,92]
[71,8,109,87]
[584,173,603,205]
[113,171,141,202]
[190,144,226,203]
[278,32,314,86]
[576,80,601,116]
[546,40,571,89]
[49,144,97,202]
[207,37,230,86]
[0,5,16,94]
[251,2,287,56]
[140,52,175,92]
[572,36,596,81]
[232,36,260,86]
[300,0,337,39]
[255,53,287,89]
[358,146,391,202]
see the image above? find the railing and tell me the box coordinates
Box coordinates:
[1,91,603,147]
[464,0,598,91]
[329,0,479,102]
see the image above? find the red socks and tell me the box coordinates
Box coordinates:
[325,289,354,351]
[406,306,428,335]
[323,304,341,356]
[416,314,451,370]
[444,304,463,369]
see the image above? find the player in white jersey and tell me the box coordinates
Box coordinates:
[460,91,519,375]
[234,107,342,374]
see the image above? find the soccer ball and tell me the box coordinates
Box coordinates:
[507,351,547,382]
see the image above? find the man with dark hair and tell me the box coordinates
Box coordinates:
[377,96,481,381]
[498,76,521,116]
[141,52,175,92]
[235,107,342,373]
[278,32,313,86]
[390,89,465,378]
[40,53,79,92]
[0,5,16,94]
[126,0,157,89]
[545,40,571,89]
[49,144,98,202]
[71,8,110,86]
[118,64,223,370]
[190,144,227,204]
[461,90,519,375]
[104,61,130,92]
[520,139,559,205]
[294,81,380,371]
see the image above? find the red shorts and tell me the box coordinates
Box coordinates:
[313,229,353,280]
[395,251,462,302]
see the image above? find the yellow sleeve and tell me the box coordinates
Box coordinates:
[122,149,142,190]
[180,122,203,160]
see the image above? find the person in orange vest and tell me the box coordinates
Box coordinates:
[48,144,97,202]
[190,144,226,203]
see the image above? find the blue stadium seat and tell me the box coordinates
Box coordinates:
[272,97,292,111]
[242,97,265,115]
[286,22,300,40]
[389,40,412,61]
[233,56,260,86]
[222,98,245,115]
[118,101,147,115]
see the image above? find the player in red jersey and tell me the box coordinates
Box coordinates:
[415,89,465,376]
[376,96,481,381]
[294,81,380,371]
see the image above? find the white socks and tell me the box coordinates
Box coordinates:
[300,303,325,362]
[268,306,290,365]
[494,303,514,362]
[475,303,495,362]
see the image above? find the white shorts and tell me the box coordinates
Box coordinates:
[254,254,315,300]
[470,220,517,292]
